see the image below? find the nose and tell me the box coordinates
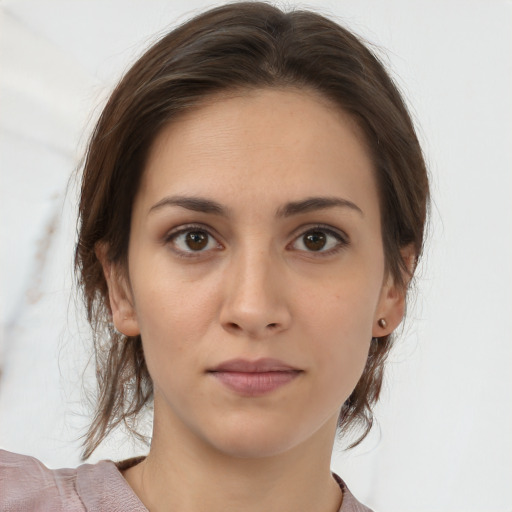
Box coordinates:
[219,246,291,339]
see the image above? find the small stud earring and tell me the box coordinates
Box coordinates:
[378,318,388,329]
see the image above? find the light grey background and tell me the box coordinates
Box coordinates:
[1,1,511,511]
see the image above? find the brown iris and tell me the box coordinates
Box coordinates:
[303,231,326,251]
[185,231,208,250]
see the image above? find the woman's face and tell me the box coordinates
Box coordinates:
[108,88,405,458]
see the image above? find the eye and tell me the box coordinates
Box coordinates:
[291,226,347,254]
[167,226,221,256]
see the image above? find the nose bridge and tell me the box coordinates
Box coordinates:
[220,238,290,337]
[235,243,275,304]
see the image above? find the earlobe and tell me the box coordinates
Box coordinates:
[95,243,140,337]
[372,278,406,338]
[373,244,416,338]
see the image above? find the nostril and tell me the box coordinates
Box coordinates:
[267,323,278,329]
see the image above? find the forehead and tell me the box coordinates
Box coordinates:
[137,88,378,216]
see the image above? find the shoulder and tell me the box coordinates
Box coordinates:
[333,473,375,512]
[0,450,147,511]
[0,449,84,511]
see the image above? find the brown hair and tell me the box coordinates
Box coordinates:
[75,1,429,460]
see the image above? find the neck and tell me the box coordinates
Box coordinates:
[123,403,342,512]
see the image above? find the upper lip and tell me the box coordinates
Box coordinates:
[208,358,300,373]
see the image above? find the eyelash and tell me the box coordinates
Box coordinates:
[164,224,222,259]
[164,223,349,259]
[289,224,349,257]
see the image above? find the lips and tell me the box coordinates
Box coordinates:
[208,358,302,396]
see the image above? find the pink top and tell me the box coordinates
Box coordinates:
[0,449,373,511]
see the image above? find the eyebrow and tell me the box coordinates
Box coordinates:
[149,195,363,217]
[149,196,227,215]
[276,196,363,217]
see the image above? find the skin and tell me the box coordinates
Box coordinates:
[102,88,408,512]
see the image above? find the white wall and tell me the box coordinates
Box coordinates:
[1,1,511,511]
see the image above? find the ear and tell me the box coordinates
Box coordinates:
[372,244,416,338]
[95,242,140,337]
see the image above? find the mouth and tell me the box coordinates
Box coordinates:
[207,358,303,396]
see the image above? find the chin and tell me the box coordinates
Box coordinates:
[195,410,326,460]
[207,428,300,460]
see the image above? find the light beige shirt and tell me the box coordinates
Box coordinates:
[0,449,373,511]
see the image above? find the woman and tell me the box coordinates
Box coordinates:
[0,2,429,511]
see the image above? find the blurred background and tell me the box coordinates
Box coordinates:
[0,1,511,511]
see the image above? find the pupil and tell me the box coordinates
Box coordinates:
[304,231,326,251]
[186,231,208,250]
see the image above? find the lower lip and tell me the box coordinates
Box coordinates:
[210,371,300,396]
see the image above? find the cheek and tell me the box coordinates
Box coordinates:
[314,303,371,381]
[129,261,222,379]
[302,272,378,343]
[131,248,215,331]
[300,278,377,392]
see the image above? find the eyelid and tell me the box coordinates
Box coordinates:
[164,223,223,257]
[164,222,219,241]
[288,224,350,254]
[290,223,349,241]
[163,222,349,257]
